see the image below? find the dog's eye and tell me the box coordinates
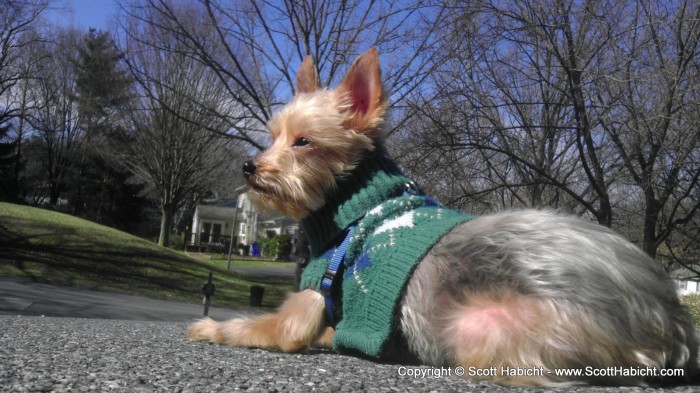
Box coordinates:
[293,137,310,147]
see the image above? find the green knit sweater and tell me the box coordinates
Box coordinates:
[300,152,473,358]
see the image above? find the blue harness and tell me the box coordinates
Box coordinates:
[319,182,419,325]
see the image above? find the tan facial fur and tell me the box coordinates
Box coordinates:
[244,48,386,219]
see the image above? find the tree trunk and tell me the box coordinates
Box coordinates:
[49,180,59,206]
[642,190,661,259]
[559,5,613,227]
[158,206,173,247]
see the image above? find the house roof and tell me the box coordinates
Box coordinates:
[195,205,237,221]
[670,266,700,281]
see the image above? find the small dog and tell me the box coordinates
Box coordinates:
[188,48,698,386]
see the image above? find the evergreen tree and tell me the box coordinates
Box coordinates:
[74,29,132,137]
[69,29,144,230]
[0,122,19,201]
[276,232,293,262]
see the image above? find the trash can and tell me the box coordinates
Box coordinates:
[250,286,265,306]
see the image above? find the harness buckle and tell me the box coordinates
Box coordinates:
[403,181,420,196]
[320,268,337,297]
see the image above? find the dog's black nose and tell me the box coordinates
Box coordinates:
[243,160,257,179]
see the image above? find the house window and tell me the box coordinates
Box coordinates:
[199,221,225,244]
[240,223,247,236]
[678,280,688,290]
[211,223,222,243]
[201,222,211,236]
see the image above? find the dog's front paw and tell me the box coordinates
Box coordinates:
[188,318,225,344]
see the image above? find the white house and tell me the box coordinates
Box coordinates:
[189,187,298,254]
[671,266,700,295]
[235,191,257,247]
[676,280,700,295]
[190,204,237,248]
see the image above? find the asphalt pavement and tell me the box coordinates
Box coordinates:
[2,278,700,392]
[0,277,241,322]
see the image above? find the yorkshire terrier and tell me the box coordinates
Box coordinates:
[188,48,698,386]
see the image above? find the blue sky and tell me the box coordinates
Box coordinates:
[46,0,118,31]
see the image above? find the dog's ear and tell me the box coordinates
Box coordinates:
[296,55,319,95]
[336,47,386,137]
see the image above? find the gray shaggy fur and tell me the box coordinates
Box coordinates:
[399,210,697,386]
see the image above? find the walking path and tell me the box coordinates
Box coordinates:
[0,277,245,321]
[1,277,698,392]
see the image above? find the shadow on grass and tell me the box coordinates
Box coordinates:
[0,219,292,309]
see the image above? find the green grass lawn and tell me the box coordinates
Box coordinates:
[3,202,698,326]
[201,256,295,270]
[0,202,293,309]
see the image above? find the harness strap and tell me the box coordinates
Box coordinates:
[319,181,420,326]
[320,226,355,326]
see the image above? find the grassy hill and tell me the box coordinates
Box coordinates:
[0,202,292,308]
[4,202,699,327]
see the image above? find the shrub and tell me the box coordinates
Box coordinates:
[680,294,700,328]
[276,232,292,261]
[169,233,184,251]
[260,236,278,258]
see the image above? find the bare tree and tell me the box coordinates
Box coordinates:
[119,6,238,246]
[117,0,445,150]
[594,0,700,258]
[109,0,699,262]
[1,40,36,200]
[0,0,52,199]
[0,0,51,126]
[23,28,83,205]
[404,0,700,261]
[397,0,620,219]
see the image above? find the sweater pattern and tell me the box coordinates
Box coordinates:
[301,191,472,358]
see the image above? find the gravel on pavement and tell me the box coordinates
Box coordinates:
[2,315,700,393]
